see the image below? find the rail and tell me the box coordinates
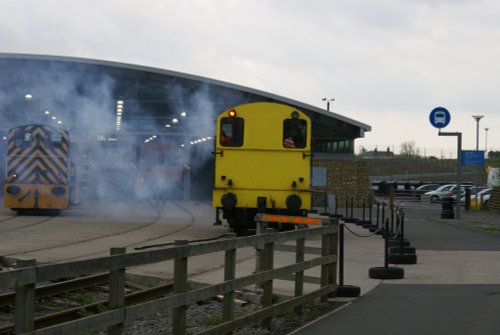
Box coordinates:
[0,216,338,335]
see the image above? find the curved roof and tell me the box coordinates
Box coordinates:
[0,53,370,140]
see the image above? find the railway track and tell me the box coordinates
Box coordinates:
[0,238,255,335]
[0,214,57,233]
[0,201,185,261]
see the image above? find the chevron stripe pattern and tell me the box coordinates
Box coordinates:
[6,124,70,185]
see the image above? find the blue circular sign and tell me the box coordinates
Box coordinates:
[429,107,451,129]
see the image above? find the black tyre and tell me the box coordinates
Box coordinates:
[388,240,410,247]
[388,253,417,265]
[389,246,416,254]
[336,285,361,298]
[368,266,404,279]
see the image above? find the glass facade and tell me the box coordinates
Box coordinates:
[312,139,354,154]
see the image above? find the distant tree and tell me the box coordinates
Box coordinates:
[488,151,500,159]
[400,141,420,157]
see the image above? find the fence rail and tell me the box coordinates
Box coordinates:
[0,217,338,335]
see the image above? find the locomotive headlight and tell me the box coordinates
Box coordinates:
[291,111,299,119]
[286,194,302,212]
[227,109,237,118]
[221,192,237,208]
[51,187,66,196]
[6,186,21,195]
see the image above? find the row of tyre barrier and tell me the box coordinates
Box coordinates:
[322,198,418,281]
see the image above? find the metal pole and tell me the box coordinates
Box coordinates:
[473,116,483,210]
[439,131,462,219]
[339,223,344,286]
[457,133,462,219]
[485,128,489,156]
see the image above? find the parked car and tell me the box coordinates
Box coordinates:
[461,188,491,207]
[413,183,441,200]
[424,184,456,202]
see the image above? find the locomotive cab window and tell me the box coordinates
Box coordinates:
[283,119,307,148]
[14,131,31,147]
[220,117,244,147]
[51,132,63,144]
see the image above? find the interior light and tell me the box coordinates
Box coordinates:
[57,121,62,124]
[181,112,187,117]
[172,118,179,124]
[116,100,124,106]
[44,110,50,115]
[24,93,33,100]
[165,124,171,128]
[52,116,57,120]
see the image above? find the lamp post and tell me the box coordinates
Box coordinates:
[472,115,484,150]
[484,127,489,157]
[321,98,335,111]
[472,115,484,208]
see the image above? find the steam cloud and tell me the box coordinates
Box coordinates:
[0,58,248,205]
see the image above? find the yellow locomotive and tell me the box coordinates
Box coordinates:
[213,102,311,234]
[3,124,73,213]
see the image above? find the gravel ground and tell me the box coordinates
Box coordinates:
[109,299,344,335]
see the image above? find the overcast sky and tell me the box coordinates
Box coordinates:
[1,0,499,156]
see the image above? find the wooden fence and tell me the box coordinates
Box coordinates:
[0,216,338,335]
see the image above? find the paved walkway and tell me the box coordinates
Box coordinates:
[290,204,500,335]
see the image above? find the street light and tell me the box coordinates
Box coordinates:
[321,97,335,111]
[484,127,489,157]
[471,115,484,207]
[472,115,484,150]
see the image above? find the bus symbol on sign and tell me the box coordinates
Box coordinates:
[429,107,451,129]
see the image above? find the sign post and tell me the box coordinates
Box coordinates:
[429,107,461,219]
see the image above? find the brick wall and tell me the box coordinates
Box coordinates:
[311,160,371,208]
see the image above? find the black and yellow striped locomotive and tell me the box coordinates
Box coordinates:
[213,102,311,234]
[3,124,73,213]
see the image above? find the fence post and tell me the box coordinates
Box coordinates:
[320,219,332,303]
[108,247,126,335]
[294,224,306,314]
[223,233,237,332]
[254,219,267,290]
[261,228,274,330]
[173,240,189,335]
[15,259,36,334]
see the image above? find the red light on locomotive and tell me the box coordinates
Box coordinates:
[227,109,237,118]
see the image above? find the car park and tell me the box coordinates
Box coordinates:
[413,183,441,199]
[424,184,456,202]
[461,188,491,207]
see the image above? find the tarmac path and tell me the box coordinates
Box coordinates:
[291,204,500,335]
